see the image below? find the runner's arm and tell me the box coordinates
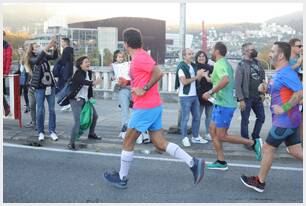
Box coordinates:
[210,75,229,94]
[273,90,303,114]
[132,65,163,96]
[281,90,303,112]
[143,65,164,90]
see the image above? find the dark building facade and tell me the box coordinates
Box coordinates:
[69,17,166,64]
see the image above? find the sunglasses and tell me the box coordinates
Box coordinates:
[295,45,303,48]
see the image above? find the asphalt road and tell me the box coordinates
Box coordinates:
[3,144,303,203]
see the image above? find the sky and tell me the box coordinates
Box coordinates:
[4,2,303,24]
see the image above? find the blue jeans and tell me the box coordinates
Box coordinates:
[240,97,265,140]
[200,104,213,135]
[35,87,56,134]
[179,96,200,138]
[118,87,131,128]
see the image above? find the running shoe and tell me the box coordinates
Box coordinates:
[240,175,265,192]
[190,157,206,185]
[253,139,262,161]
[206,160,228,171]
[104,171,128,189]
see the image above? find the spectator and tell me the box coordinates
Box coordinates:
[175,48,207,147]
[289,38,303,72]
[30,39,58,141]
[15,47,30,113]
[3,31,12,116]
[195,50,214,141]
[57,37,74,112]
[111,50,149,144]
[23,43,38,129]
[235,43,266,149]
[289,38,303,144]
[112,50,132,140]
[66,56,102,150]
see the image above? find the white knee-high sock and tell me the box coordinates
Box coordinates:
[166,142,194,167]
[119,150,134,180]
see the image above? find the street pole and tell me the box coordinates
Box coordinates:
[169,0,186,134]
[179,0,186,61]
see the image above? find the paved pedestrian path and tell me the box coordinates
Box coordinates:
[3,99,293,160]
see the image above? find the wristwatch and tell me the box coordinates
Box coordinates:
[143,84,149,91]
[208,89,214,95]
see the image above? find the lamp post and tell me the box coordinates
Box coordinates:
[169,0,186,134]
[179,0,186,61]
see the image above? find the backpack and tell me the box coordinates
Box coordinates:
[53,59,64,77]
[56,81,72,106]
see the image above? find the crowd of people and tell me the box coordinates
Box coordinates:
[3,29,303,193]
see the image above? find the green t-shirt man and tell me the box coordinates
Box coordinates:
[211,57,237,108]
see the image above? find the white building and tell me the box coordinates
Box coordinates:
[166,33,193,51]
[43,15,67,33]
[97,27,118,54]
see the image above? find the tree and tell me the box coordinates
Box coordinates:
[4,31,31,60]
[74,48,86,61]
[103,48,113,66]
[258,43,274,70]
[89,48,100,66]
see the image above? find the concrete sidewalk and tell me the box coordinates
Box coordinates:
[3,99,293,161]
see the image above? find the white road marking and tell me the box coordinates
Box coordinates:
[4,143,303,172]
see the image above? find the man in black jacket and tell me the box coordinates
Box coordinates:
[58,37,74,111]
[235,43,266,149]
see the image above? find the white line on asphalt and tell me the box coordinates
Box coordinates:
[4,143,303,172]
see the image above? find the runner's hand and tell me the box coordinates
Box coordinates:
[271,105,284,115]
[258,83,267,93]
[202,91,211,100]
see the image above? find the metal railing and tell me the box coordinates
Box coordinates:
[90,63,275,106]
[91,64,276,95]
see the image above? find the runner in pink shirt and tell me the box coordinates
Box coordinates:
[104,28,206,189]
[130,49,162,109]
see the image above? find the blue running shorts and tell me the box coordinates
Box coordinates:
[211,105,236,128]
[128,105,163,133]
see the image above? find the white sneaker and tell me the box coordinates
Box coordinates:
[38,133,45,141]
[191,136,208,144]
[182,137,191,147]
[136,135,143,144]
[50,132,58,141]
[205,133,212,141]
[61,104,71,112]
[142,132,150,142]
